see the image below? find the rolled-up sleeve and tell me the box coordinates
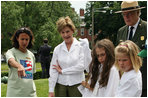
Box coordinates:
[6,50,14,63]
[6,49,15,67]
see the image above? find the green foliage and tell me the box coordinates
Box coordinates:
[1,1,80,53]
[1,79,49,97]
[139,1,147,21]
[1,1,24,52]
[1,72,8,78]
[1,76,8,84]
[33,71,42,80]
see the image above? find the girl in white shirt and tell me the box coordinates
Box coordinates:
[48,16,85,97]
[115,40,142,97]
[78,39,120,97]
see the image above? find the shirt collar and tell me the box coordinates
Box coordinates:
[61,38,79,46]
[61,38,79,52]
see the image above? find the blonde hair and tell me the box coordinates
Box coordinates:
[115,40,142,72]
[56,16,75,33]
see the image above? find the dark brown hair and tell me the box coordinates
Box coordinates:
[11,27,34,49]
[87,39,115,89]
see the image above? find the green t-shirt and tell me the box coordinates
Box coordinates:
[6,48,37,97]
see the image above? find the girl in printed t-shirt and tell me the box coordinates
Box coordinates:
[78,39,120,97]
[6,27,37,97]
[115,40,142,97]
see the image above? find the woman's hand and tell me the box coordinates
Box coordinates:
[17,64,26,77]
[53,60,62,74]
[8,58,26,77]
[48,92,54,97]
[53,65,62,74]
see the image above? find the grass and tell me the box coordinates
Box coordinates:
[1,83,7,97]
[35,79,49,97]
[1,79,49,97]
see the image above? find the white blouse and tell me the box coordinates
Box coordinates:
[48,38,85,92]
[78,65,120,97]
[115,69,142,97]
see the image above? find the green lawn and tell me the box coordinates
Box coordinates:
[1,83,7,97]
[1,79,49,97]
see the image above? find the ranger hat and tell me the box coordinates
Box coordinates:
[115,1,145,13]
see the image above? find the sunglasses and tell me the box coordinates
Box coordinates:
[16,27,31,35]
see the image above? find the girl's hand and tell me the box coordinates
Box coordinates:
[81,81,90,88]
[17,64,26,77]
[81,81,93,90]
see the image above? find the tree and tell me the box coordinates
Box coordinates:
[1,1,24,52]
[1,1,80,53]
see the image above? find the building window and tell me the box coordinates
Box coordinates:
[89,28,92,35]
[81,28,84,36]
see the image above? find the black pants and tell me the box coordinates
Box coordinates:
[41,58,50,78]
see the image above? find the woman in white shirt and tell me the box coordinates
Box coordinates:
[48,16,85,97]
[78,39,120,97]
[115,40,142,97]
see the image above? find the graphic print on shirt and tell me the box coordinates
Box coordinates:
[20,60,33,79]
